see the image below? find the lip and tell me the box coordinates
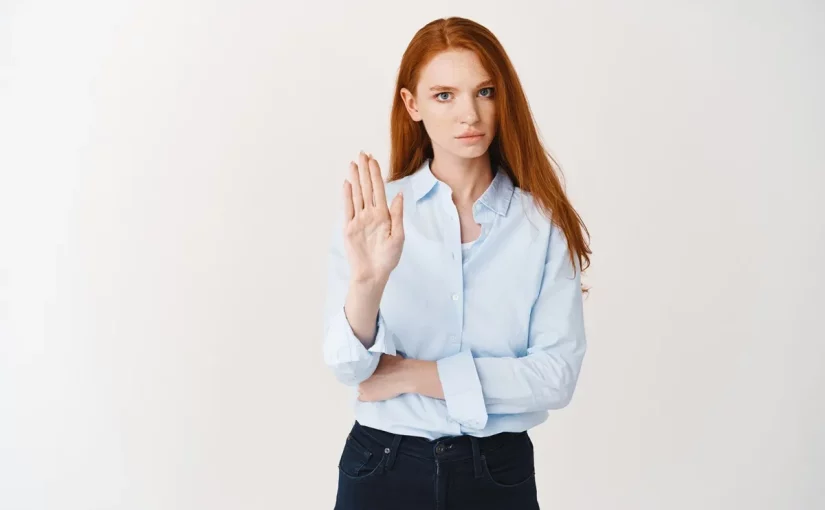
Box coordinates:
[456,133,484,144]
[456,132,484,139]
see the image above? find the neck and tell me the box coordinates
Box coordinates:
[429,150,493,207]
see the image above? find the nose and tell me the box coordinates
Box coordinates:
[459,96,480,125]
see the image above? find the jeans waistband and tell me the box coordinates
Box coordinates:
[353,420,527,463]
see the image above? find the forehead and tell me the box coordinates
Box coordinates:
[417,49,490,87]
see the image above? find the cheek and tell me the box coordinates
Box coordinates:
[482,102,497,125]
[420,109,451,138]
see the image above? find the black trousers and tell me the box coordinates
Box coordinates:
[334,420,540,510]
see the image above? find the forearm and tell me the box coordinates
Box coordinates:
[323,275,397,386]
[344,277,388,348]
[403,359,444,399]
[402,346,582,429]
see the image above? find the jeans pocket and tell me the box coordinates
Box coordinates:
[337,431,387,481]
[480,435,536,488]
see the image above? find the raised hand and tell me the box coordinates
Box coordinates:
[342,151,404,285]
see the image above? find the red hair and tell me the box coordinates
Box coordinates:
[388,17,591,286]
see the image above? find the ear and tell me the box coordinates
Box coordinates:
[400,87,422,122]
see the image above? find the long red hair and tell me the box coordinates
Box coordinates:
[388,17,591,283]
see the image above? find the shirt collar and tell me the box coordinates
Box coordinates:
[410,158,515,217]
[410,159,439,202]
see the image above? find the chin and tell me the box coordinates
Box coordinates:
[449,141,492,160]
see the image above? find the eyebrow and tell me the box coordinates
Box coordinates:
[429,79,494,92]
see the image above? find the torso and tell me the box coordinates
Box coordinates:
[351,161,556,439]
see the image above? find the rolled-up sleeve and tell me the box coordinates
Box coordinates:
[323,306,396,385]
[436,350,488,430]
[322,212,396,386]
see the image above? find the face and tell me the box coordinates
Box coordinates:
[400,49,497,162]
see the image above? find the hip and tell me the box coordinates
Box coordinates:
[334,420,540,510]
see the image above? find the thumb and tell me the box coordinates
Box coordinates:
[389,192,404,237]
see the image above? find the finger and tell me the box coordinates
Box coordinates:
[342,180,354,225]
[348,161,364,211]
[389,191,404,238]
[369,157,388,212]
[358,151,374,208]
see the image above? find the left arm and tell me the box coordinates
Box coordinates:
[358,225,587,430]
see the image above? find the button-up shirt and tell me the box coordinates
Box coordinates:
[322,159,587,439]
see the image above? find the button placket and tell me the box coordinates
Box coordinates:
[445,195,465,346]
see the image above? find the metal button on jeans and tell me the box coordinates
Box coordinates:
[435,444,445,454]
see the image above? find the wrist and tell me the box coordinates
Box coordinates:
[349,276,388,297]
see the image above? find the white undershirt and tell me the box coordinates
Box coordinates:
[461,239,476,260]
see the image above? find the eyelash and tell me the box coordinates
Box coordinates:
[434,87,495,102]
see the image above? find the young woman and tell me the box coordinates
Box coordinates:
[323,16,591,510]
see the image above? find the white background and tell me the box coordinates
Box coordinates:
[1,1,823,508]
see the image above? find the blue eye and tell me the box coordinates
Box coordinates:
[435,88,494,101]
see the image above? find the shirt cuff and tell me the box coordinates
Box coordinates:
[436,350,488,430]
[323,306,396,366]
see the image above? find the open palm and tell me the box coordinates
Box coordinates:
[342,152,405,284]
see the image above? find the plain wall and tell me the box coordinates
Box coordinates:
[1,1,823,508]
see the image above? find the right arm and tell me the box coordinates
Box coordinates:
[321,236,396,385]
[321,152,405,385]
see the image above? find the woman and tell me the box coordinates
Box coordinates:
[323,16,591,510]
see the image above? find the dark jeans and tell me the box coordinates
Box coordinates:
[334,421,540,510]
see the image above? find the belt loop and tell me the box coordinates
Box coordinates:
[470,436,483,479]
[384,433,403,471]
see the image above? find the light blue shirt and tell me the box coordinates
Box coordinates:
[322,159,587,440]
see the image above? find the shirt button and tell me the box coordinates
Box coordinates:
[451,252,456,260]
[451,293,459,301]
[448,335,456,342]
